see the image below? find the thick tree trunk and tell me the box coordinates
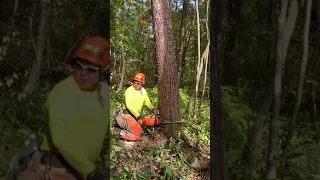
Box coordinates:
[152,0,181,137]
[224,1,244,83]
[267,0,288,179]
[284,0,312,150]
[210,0,229,179]
[215,0,232,80]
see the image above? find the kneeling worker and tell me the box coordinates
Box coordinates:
[115,73,160,141]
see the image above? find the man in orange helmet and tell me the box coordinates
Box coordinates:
[115,73,160,141]
[15,36,110,180]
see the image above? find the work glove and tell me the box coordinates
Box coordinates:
[152,108,159,115]
[87,168,108,180]
[136,115,144,125]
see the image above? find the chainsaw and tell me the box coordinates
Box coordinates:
[113,104,184,131]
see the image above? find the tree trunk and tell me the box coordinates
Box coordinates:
[243,81,273,178]
[198,43,210,113]
[177,0,189,83]
[210,0,229,179]
[10,0,19,26]
[317,0,320,41]
[284,0,312,150]
[215,0,232,80]
[117,52,126,92]
[180,20,195,84]
[244,0,299,176]
[152,0,181,137]
[312,83,317,121]
[25,0,50,93]
[267,0,288,179]
[242,0,274,177]
[193,0,203,119]
[198,0,210,113]
[282,0,299,64]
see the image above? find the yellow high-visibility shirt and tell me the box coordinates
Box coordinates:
[40,75,109,179]
[123,85,154,118]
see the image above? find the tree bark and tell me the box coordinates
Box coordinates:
[284,0,312,150]
[317,0,320,41]
[152,0,181,137]
[267,0,288,179]
[215,0,232,80]
[210,0,229,179]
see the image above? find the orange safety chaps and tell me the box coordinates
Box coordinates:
[115,111,144,141]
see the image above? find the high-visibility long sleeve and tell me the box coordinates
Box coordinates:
[123,86,155,118]
[41,76,109,179]
[47,98,95,178]
[124,90,141,118]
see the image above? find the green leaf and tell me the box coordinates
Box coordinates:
[122,167,132,178]
[6,77,14,87]
[13,73,19,79]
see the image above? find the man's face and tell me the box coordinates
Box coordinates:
[74,59,101,91]
[133,81,142,90]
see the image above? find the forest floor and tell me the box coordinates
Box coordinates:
[110,129,210,180]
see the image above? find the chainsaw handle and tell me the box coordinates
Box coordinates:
[152,108,159,115]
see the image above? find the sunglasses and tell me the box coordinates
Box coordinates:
[133,81,142,85]
[75,61,100,74]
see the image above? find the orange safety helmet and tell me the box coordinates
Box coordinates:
[75,36,110,68]
[132,73,145,83]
